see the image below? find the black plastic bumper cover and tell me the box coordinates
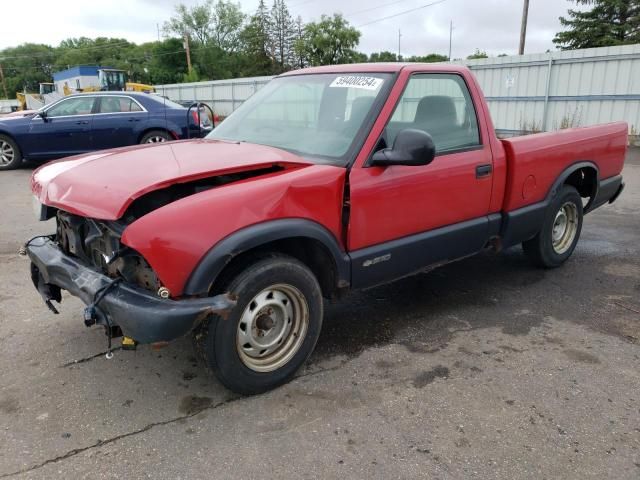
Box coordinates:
[588,175,624,212]
[27,238,234,344]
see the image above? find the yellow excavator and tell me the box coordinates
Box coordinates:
[62,69,155,95]
[16,83,56,110]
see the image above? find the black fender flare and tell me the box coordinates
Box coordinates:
[545,160,599,211]
[500,161,599,248]
[183,219,351,296]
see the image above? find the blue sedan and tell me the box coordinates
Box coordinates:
[0,92,212,170]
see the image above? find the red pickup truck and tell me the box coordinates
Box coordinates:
[26,63,626,394]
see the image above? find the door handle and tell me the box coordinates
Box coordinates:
[476,164,492,178]
[128,118,141,122]
[75,120,89,125]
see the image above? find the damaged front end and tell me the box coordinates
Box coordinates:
[56,211,161,293]
[26,165,299,345]
[26,209,235,345]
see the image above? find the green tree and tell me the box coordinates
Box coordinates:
[0,43,55,97]
[164,2,214,44]
[163,0,246,79]
[352,52,368,63]
[210,0,246,52]
[466,49,488,59]
[291,15,307,69]
[241,0,275,75]
[182,67,201,83]
[369,51,397,62]
[145,38,188,84]
[270,0,296,71]
[164,0,213,45]
[553,0,640,49]
[406,53,449,63]
[296,14,361,66]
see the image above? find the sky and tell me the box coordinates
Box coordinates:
[1,0,583,58]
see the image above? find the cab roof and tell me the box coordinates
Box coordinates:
[66,91,149,98]
[279,62,470,76]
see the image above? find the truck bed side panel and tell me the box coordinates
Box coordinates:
[500,122,627,212]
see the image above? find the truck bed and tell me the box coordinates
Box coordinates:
[500,122,628,212]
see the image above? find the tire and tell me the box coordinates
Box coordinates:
[523,185,583,268]
[0,134,23,170]
[140,130,171,144]
[200,255,323,395]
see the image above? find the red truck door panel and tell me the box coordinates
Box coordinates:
[348,72,494,288]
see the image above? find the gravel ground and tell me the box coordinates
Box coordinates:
[0,151,638,479]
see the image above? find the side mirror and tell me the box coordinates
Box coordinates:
[39,110,48,122]
[371,128,435,167]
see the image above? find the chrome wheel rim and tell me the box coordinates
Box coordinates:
[552,202,578,254]
[145,136,167,143]
[236,284,309,373]
[0,140,15,166]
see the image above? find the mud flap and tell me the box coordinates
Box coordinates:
[30,263,62,314]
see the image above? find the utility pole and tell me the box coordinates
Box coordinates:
[157,23,161,42]
[398,29,402,61]
[519,0,530,55]
[448,21,453,61]
[0,63,8,99]
[183,34,192,74]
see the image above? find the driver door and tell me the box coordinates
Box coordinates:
[27,96,96,158]
[348,73,494,287]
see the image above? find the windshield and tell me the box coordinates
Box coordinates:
[206,73,391,165]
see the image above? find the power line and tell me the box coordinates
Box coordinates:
[356,0,450,27]
[288,0,317,8]
[346,0,428,17]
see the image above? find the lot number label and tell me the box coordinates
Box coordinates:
[330,76,384,91]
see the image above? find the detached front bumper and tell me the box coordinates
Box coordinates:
[27,238,234,344]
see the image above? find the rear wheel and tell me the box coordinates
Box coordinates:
[140,130,171,144]
[199,255,323,394]
[523,185,583,268]
[0,135,22,170]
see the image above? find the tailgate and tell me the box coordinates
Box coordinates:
[500,122,627,212]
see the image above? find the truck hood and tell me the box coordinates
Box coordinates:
[31,139,313,220]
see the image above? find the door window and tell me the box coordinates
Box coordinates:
[386,74,480,153]
[46,97,96,117]
[98,96,143,113]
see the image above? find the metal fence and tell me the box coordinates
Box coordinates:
[155,44,640,141]
[155,76,273,117]
[463,44,640,140]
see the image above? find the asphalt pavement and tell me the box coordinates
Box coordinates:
[0,151,639,479]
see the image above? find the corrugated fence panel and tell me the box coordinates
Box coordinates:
[156,45,640,140]
[465,44,640,138]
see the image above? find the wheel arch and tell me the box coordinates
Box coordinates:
[501,161,598,248]
[0,130,21,150]
[183,219,351,298]
[546,161,599,212]
[137,127,177,143]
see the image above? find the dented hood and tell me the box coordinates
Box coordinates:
[31,139,312,220]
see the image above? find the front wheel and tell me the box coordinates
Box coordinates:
[523,185,583,268]
[200,255,323,394]
[140,130,171,144]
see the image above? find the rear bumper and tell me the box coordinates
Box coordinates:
[27,238,234,344]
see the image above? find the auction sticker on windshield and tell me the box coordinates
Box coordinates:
[330,76,384,91]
